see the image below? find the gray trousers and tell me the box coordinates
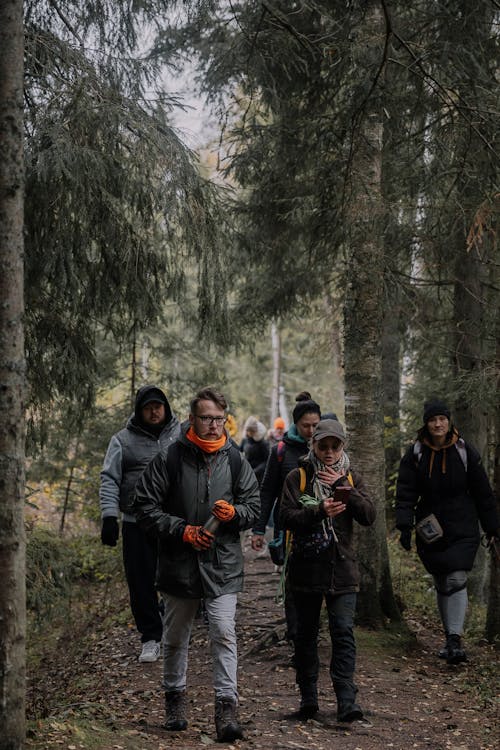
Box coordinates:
[160,592,238,702]
[433,571,468,636]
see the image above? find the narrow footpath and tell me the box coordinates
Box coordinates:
[28,535,498,750]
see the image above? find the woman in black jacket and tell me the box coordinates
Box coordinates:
[396,399,499,664]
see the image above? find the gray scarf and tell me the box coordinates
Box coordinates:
[308,450,351,540]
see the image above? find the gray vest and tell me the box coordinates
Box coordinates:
[118,418,180,513]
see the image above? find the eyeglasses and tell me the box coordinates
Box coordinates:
[195,415,227,425]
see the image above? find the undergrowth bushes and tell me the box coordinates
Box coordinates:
[26,523,121,625]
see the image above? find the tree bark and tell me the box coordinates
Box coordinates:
[0,0,26,746]
[270,320,281,424]
[343,1,400,626]
[485,206,500,643]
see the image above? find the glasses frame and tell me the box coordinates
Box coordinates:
[195,414,227,425]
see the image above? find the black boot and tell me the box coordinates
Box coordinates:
[337,701,364,722]
[446,634,467,665]
[214,697,243,742]
[296,683,318,719]
[437,630,449,658]
[165,690,188,731]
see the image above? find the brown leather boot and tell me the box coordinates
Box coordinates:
[214,697,243,742]
[165,690,188,731]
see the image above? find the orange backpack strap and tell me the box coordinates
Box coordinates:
[299,467,306,493]
[347,471,354,487]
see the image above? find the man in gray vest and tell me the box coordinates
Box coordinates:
[100,385,180,662]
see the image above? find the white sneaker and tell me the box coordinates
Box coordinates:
[138,640,161,663]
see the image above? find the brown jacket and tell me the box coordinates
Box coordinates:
[279,459,376,594]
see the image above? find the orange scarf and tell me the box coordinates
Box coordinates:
[186,425,227,454]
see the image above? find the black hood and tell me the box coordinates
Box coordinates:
[134,385,172,424]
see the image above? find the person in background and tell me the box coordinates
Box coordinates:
[240,415,270,485]
[224,413,238,440]
[133,387,260,742]
[280,418,376,722]
[267,416,286,446]
[100,385,180,663]
[251,391,321,648]
[396,399,499,664]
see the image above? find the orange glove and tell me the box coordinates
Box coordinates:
[212,499,236,523]
[182,525,214,551]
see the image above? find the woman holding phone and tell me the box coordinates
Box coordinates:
[280,419,376,722]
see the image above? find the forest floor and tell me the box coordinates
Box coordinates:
[27,535,499,750]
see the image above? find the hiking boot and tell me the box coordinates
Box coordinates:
[446,634,467,665]
[165,690,188,731]
[214,697,243,742]
[437,631,448,658]
[337,702,364,722]
[297,702,319,719]
[138,640,161,663]
[297,683,318,719]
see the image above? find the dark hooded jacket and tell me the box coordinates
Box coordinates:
[133,425,260,598]
[252,432,309,534]
[279,458,376,594]
[396,436,498,574]
[100,385,180,519]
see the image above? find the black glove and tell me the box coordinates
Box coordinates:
[101,516,119,547]
[399,528,412,551]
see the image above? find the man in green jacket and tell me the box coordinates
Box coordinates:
[133,386,260,742]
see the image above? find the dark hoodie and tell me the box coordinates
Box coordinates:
[133,385,173,437]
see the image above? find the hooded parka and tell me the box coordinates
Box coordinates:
[396,437,498,574]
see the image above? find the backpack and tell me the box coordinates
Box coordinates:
[165,439,242,495]
[268,467,306,566]
[277,440,286,462]
[413,438,468,471]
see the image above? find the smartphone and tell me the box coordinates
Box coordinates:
[334,486,352,503]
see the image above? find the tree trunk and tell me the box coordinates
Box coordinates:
[270,320,281,424]
[485,203,500,643]
[0,0,26,746]
[130,322,137,407]
[59,465,75,536]
[485,345,500,642]
[343,1,400,626]
[381,292,402,512]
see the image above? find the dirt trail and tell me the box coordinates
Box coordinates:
[28,538,499,749]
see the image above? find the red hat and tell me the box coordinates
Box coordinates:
[274,417,285,430]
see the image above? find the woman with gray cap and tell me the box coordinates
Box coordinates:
[280,418,375,722]
[396,399,499,664]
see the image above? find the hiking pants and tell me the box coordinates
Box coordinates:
[293,590,358,704]
[160,592,238,702]
[122,520,163,643]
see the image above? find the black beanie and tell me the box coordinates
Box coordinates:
[292,394,321,424]
[423,399,451,424]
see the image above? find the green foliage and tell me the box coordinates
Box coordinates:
[24,1,231,418]
[26,525,120,625]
